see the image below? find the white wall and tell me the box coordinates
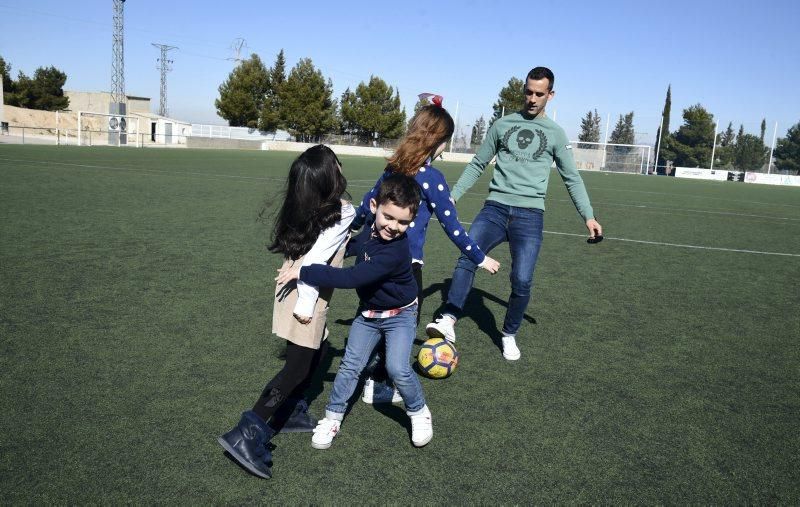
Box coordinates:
[260,140,476,163]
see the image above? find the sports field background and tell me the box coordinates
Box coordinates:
[1,145,798,503]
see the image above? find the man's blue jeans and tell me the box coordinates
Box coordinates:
[443,200,544,336]
[326,304,425,415]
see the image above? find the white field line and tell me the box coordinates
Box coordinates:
[0,156,391,186]
[3,157,799,247]
[589,185,800,209]
[457,227,799,258]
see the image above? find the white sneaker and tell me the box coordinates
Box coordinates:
[362,378,402,404]
[426,316,457,343]
[311,417,341,449]
[408,405,433,447]
[502,335,521,360]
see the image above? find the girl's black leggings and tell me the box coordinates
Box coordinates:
[252,339,329,422]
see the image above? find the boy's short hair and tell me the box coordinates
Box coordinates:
[376,173,421,217]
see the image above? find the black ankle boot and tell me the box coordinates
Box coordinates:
[268,398,317,433]
[218,410,275,479]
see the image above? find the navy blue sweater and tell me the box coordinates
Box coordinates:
[299,227,417,311]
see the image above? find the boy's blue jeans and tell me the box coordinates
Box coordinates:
[326,304,425,415]
[443,200,544,337]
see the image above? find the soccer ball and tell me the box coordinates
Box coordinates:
[417,337,459,379]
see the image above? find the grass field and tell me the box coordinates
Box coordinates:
[1,144,798,503]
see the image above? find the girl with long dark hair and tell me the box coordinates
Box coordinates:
[218,144,354,479]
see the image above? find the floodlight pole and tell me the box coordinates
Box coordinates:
[653,115,663,174]
[767,121,778,174]
[710,120,718,170]
[448,100,459,153]
[601,113,610,169]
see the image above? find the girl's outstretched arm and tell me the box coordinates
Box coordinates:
[290,203,355,320]
[423,167,500,273]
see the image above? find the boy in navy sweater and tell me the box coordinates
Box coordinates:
[275,174,432,449]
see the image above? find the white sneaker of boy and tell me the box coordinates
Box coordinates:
[502,335,521,360]
[425,316,456,343]
[311,417,341,450]
[408,405,433,447]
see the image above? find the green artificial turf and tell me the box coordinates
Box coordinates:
[1,145,798,503]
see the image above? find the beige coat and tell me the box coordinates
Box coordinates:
[271,240,347,349]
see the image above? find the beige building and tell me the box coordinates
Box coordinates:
[64,90,151,115]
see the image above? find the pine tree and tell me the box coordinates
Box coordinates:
[278,58,337,141]
[660,104,715,167]
[215,54,270,128]
[488,77,524,128]
[339,75,405,143]
[774,121,800,175]
[715,122,736,168]
[655,85,671,170]
[734,132,767,171]
[760,118,766,143]
[259,50,287,132]
[609,112,635,145]
[470,116,487,146]
[578,109,601,148]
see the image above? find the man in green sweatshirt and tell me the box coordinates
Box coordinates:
[426,66,603,360]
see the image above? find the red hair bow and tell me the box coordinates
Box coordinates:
[418,93,443,107]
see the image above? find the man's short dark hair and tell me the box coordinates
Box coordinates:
[527,67,555,91]
[376,173,421,217]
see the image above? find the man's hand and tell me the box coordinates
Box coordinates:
[586,218,603,240]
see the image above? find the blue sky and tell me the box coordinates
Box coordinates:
[1,0,798,144]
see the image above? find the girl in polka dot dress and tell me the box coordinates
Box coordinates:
[350,101,500,401]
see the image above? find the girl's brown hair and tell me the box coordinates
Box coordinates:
[386,105,455,176]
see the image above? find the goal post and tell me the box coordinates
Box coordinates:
[571,141,651,174]
[77,111,140,147]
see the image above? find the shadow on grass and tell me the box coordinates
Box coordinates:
[294,278,536,419]
[422,279,537,354]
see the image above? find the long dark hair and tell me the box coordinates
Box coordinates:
[267,145,348,260]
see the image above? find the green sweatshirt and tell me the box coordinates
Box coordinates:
[451,112,594,220]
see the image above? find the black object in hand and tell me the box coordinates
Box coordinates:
[587,235,604,244]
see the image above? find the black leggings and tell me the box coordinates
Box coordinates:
[252,340,329,422]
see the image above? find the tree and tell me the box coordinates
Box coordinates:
[719,122,735,146]
[774,121,800,175]
[259,50,286,132]
[5,65,69,110]
[0,56,12,94]
[655,85,671,169]
[279,58,337,141]
[660,104,715,167]
[714,122,736,168]
[609,111,635,145]
[30,66,69,110]
[215,54,270,128]
[578,109,601,148]
[489,77,524,127]
[734,130,767,171]
[471,116,486,146]
[760,118,766,143]
[338,75,405,143]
